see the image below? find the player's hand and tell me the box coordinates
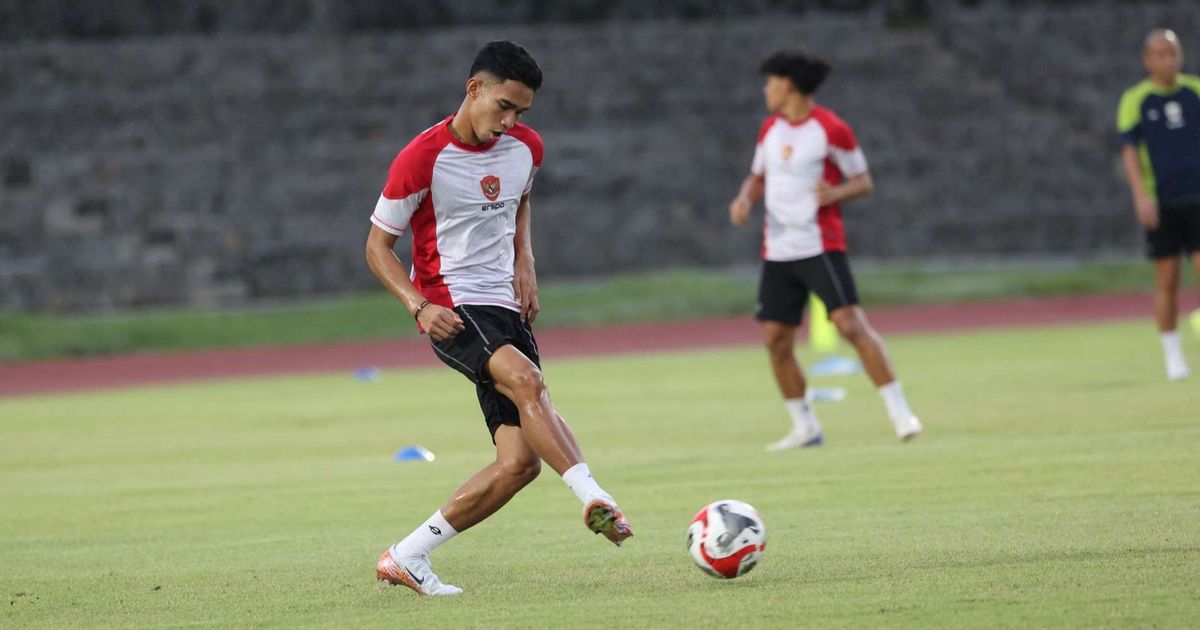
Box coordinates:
[513,255,540,324]
[418,304,465,342]
[1135,194,1160,230]
[815,181,840,206]
[729,197,751,226]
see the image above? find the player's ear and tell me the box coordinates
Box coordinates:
[466,76,484,99]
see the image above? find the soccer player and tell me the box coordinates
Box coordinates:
[365,41,632,596]
[727,50,922,450]
[1118,29,1200,381]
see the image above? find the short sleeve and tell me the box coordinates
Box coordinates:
[507,124,543,195]
[1117,87,1144,146]
[825,119,869,178]
[750,116,776,176]
[750,143,766,176]
[370,138,439,236]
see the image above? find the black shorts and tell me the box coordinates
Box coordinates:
[1147,203,1200,259]
[429,305,541,440]
[756,251,860,326]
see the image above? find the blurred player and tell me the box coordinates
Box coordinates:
[727,50,922,450]
[365,41,631,596]
[1117,29,1200,381]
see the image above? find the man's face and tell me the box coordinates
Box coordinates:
[1144,35,1184,84]
[762,74,793,112]
[466,76,534,142]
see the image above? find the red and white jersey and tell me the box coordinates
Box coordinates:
[750,106,868,261]
[371,116,542,312]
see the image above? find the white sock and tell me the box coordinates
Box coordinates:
[1161,331,1189,376]
[390,510,458,560]
[562,462,607,504]
[878,381,915,420]
[785,398,822,435]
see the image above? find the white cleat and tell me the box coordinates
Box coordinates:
[377,550,463,596]
[892,415,923,442]
[766,429,824,451]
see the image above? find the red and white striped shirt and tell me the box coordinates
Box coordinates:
[750,106,868,261]
[371,116,543,312]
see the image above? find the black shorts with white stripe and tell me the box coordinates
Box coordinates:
[755,251,860,326]
[430,304,541,440]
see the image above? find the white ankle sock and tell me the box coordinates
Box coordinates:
[390,510,458,559]
[878,381,915,420]
[562,462,607,504]
[785,398,822,434]
[1161,331,1189,376]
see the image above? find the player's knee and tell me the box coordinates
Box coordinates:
[763,330,793,358]
[506,367,546,400]
[499,454,541,485]
[836,319,863,341]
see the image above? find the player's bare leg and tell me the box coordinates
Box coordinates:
[441,425,541,530]
[762,321,806,398]
[761,321,823,450]
[378,425,539,595]
[829,306,921,440]
[829,307,894,386]
[1155,257,1190,380]
[486,345,631,545]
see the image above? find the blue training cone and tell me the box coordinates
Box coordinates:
[807,387,848,403]
[809,356,862,377]
[394,445,436,462]
[354,366,381,382]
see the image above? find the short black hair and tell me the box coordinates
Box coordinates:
[759,50,831,95]
[469,40,543,91]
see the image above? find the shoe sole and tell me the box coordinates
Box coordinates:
[584,500,632,546]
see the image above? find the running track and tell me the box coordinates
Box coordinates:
[0,292,1154,398]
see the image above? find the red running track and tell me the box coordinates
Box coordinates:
[0,292,1153,398]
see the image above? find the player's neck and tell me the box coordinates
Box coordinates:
[449,101,483,146]
[778,96,814,123]
[1149,74,1179,89]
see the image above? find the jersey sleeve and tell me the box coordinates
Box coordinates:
[1182,74,1200,107]
[508,124,544,195]
[1117,86,1144,147]
[370,141,436,236]
[826,118,869,178]
[750,116,775,176]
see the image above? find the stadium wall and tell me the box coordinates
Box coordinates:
[1,2,1197,311]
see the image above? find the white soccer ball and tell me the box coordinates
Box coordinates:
[686,499,767,579]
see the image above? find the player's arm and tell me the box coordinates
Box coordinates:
[729,174,764,226]
[513,193,539,323]
[365,225,464,341]
[815,172,874,207]
[1120,145,1159,229]
[1117,89,1158,229]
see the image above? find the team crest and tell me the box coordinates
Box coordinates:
[480,175,501,201]
[782,146,793,162]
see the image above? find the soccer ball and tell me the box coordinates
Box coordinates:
[686,500,767,579]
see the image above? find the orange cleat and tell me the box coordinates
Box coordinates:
[376,550,462,596]
[584,496,633,546]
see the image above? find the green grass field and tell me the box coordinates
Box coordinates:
[2,320,1198,628]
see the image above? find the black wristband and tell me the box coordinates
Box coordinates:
[413,300,432,321]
